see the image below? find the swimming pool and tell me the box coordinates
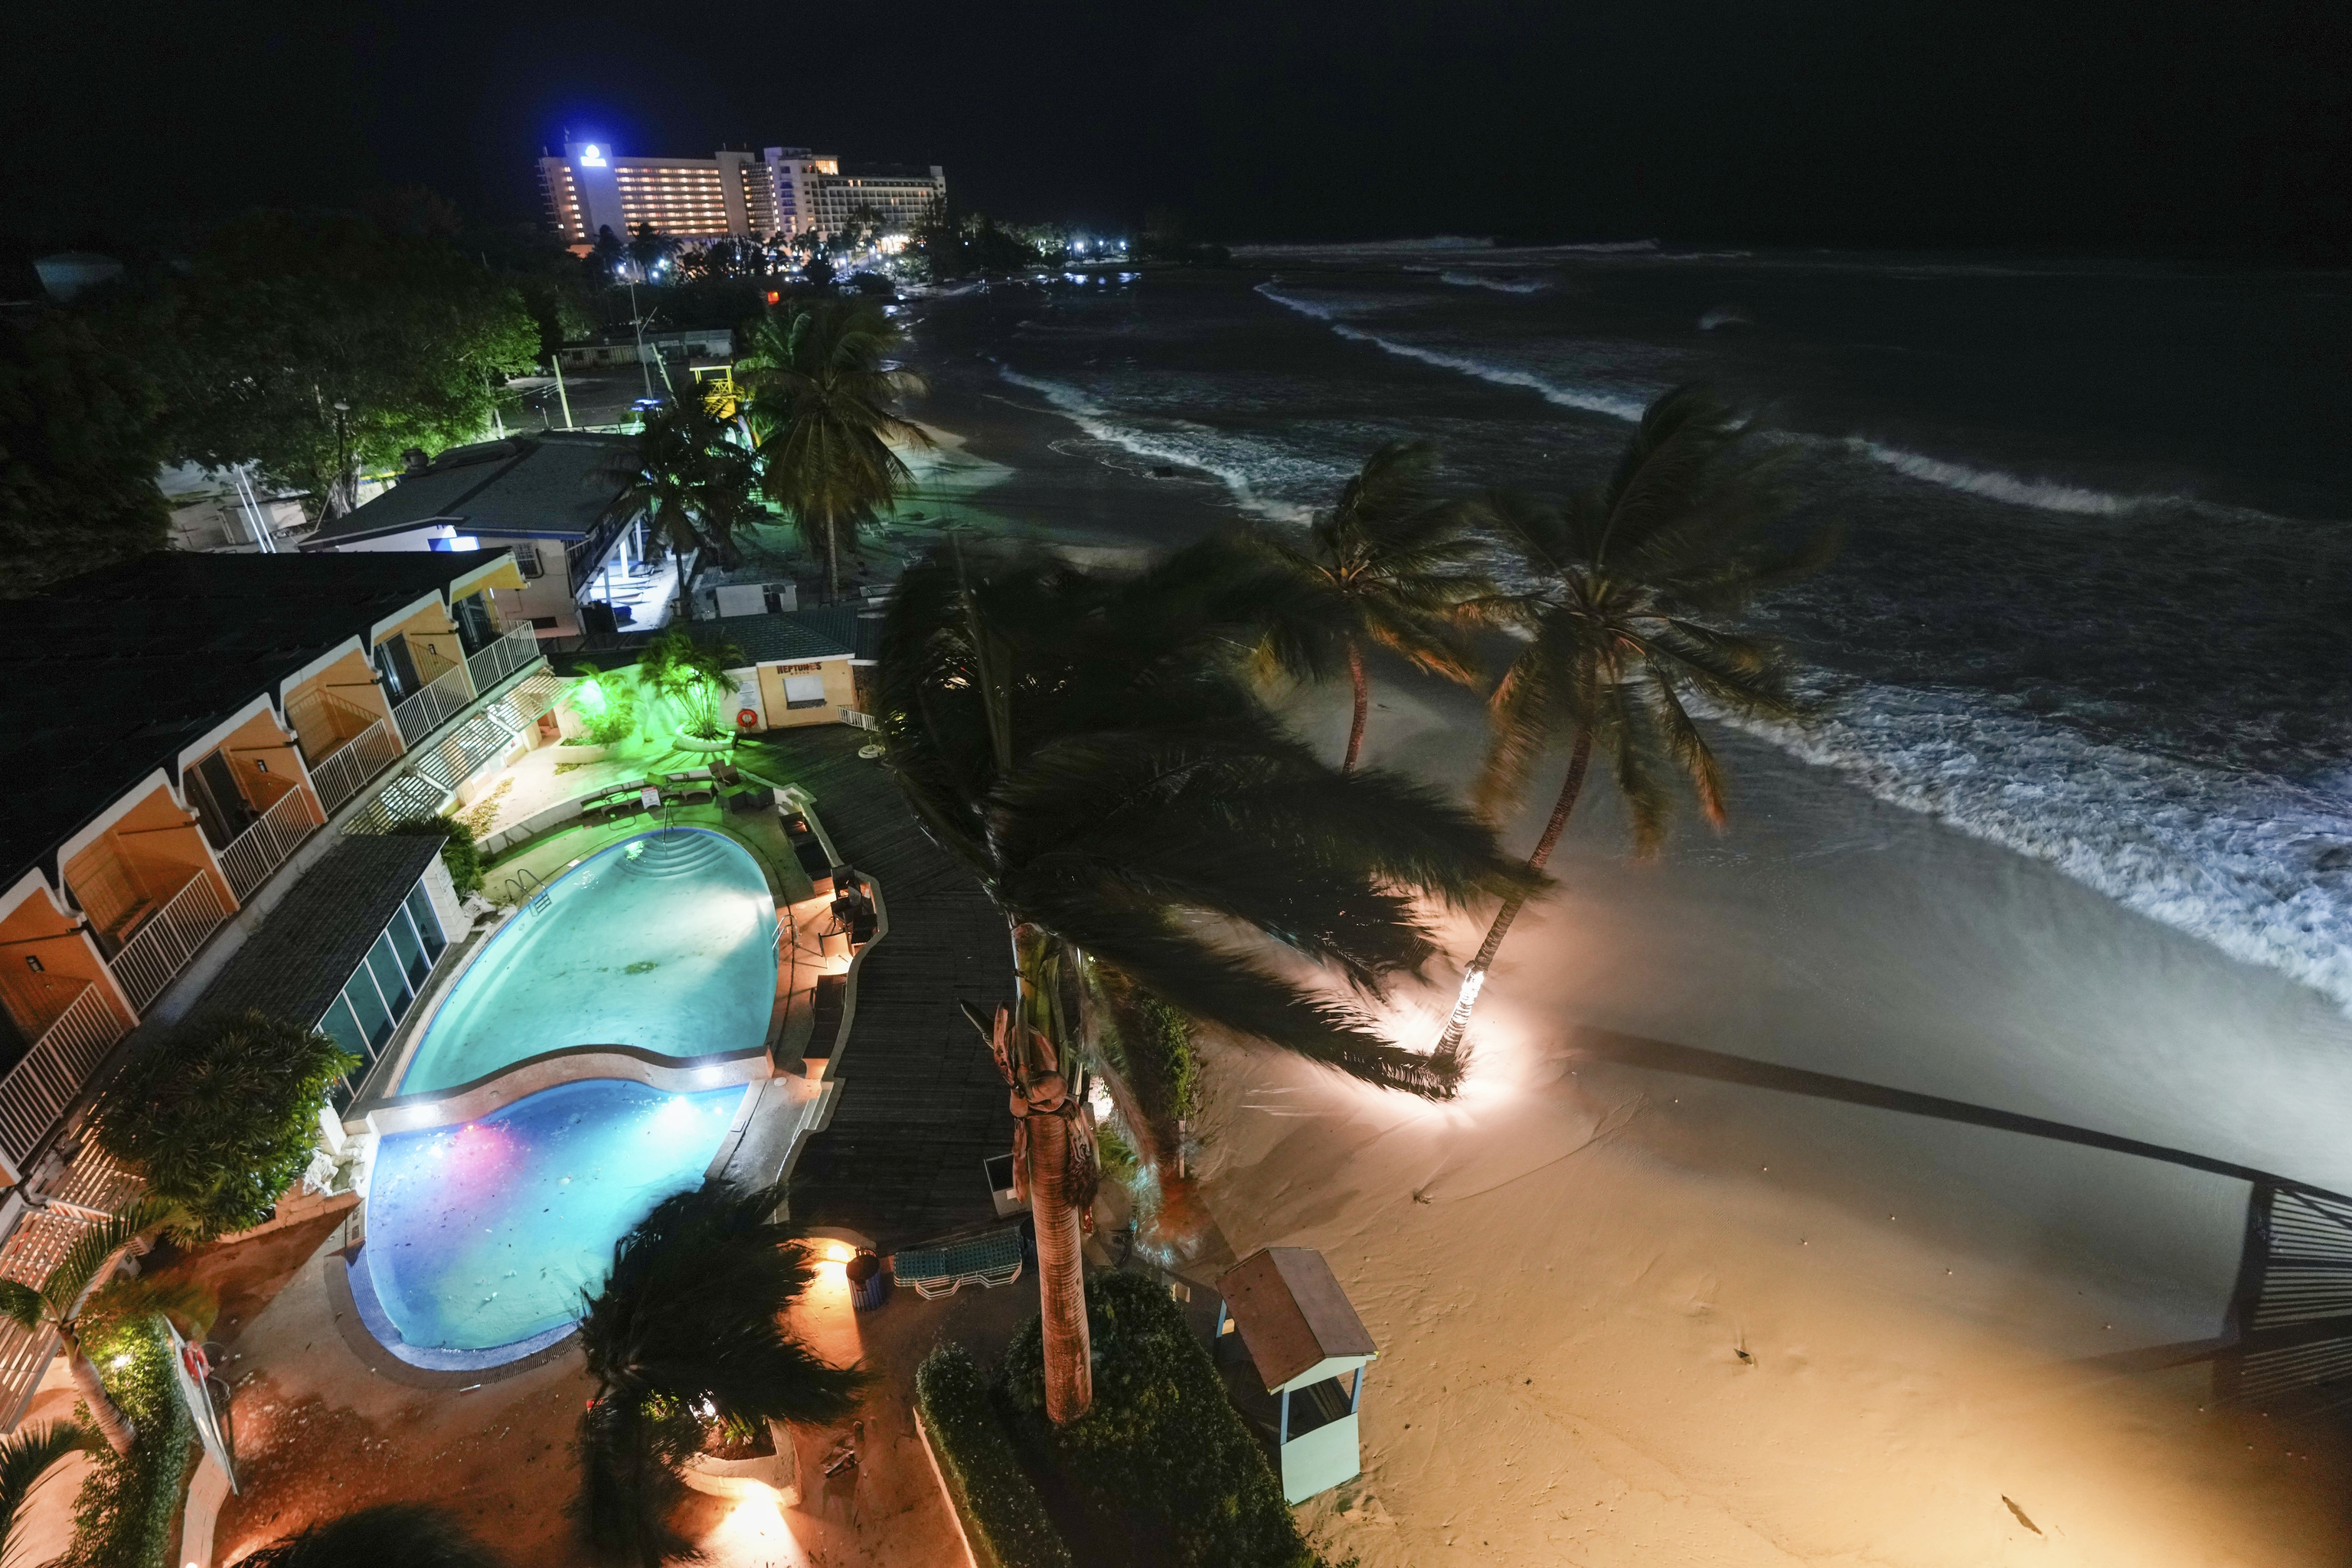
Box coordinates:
[397,828,779,1095]
[361,1078,745,1354]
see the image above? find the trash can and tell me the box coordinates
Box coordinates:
[847,1250,887,1312]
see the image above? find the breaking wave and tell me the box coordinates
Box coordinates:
[1440,271,1550,295]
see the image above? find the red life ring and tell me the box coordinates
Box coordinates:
[181,1341,211,1381]
[735,707,761,731]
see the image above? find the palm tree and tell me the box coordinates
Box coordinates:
[0,1420,94,1557]
[598,399,760,578]
[1433,386,1834,1061]
[1246,441,1494,770]
[879,541,1540,1425]
[626,224,679,283]
[736,301,929,600]
[573,1179,867,1567]
[0,1197,181,1456]
[637,626,746,742]
[239,1503,508,1568]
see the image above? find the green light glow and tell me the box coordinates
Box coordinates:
[575,678,607,714]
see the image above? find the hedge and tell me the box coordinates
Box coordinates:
[916,1343,1073,1568]
[1000,1271,1313,1568]
[60,1315,197,1568]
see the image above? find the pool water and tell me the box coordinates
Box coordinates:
[363,1078,745,1351]
[399,828,778,1095]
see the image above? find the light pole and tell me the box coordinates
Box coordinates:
[332,400,351,517]
[625,276,655,402]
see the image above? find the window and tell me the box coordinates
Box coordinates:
[782,665,828,709]
[315,870,449,1107]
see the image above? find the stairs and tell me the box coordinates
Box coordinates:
[616,828,738,881]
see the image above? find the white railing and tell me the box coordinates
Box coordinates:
[0,984,129,1171]
[309,719,397,815]
[390,664,473,746]
[838,708,880,731]
[107,874,231,1011]
[217,786,321,902]
[465,624,540,694]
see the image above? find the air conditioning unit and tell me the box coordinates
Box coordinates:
[714,582,799,617]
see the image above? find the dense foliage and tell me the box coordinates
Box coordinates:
[0,1420,94,1557]
[1000,1272,1311,1568]
[57,1316,194,1568]
[599,398,760,570]
[240,1503,509,1568]
[88,1011,357,1243]
[916,1344,1073,1568]
[637,628,744,741]
[387,812,482,896]
[0,312,170,594]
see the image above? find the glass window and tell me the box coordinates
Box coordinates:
[318,994,368,1063]
[406,882,446,959]
[387,906,429,986]
[365,935,413,1019]
[344,968,394,1051]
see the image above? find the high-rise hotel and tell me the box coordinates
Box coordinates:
[537,140,946,248]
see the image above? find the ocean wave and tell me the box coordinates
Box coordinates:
[1720,677,2352,1013]
[1233,236,1495,257]
[1440,271,1550,295]
[1847,440,2157,517]
[1257,284,1651,421]
[988,362,1317,523]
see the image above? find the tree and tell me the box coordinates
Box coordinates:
[598,397,759,573]
[737,300,929,599]
[0,1197,181,1455]
[574,1179,867,1566]
[590,226,627,280]
[879,541,1538,1423]
[1245,441,1493,770]
[636,626,746,741]
[87,1010,359,1245]
[626,224,679,284]
[0,312,170,596]
[1434,386,1834,1061]
[116,209,540,521]
[0,1420,95,1557]
[240,1503,508,1568]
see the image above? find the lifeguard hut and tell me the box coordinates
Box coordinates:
[1216,1246,1379,1504]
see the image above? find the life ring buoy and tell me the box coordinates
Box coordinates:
[735,707,761,731]
[181,1341,211,1381]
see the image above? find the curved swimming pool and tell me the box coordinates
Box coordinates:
[398,828,779,1095]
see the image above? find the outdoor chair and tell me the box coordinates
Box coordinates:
[890,1227,1025,1299]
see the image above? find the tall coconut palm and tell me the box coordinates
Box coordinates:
[0,1197,181,1456]
[598,399,759,577]
[0,1419,94,1557]
[1246,440,1494,769]
[737,301,929,600]
[573,1178,867,1567]
[240,1503,508,1568]
[1433,385,1834,1061]
[880,540,1540,1425]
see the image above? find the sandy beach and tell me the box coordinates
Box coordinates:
[895,342,2352,1564]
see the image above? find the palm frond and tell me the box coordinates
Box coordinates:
[238,1504,508,1568]
[0,1420,94,1551]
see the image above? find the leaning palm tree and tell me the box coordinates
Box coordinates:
[240,1503,508,1568]
[0,1419,94,1558]
[573,1179,867,1567]
[1433,386,1834,1061]
[0,1197,181,1456]
[880,540,1540,1425]
[1246,441,1494,769]
[597,399,759,577]
[737,301,930,599]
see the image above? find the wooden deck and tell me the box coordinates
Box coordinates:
[741,730,1014,1252]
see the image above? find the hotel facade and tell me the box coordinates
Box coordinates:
[537,140,944,247]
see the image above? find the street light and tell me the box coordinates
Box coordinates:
[332,400,351,516]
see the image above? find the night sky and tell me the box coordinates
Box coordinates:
[8,0,2348,255]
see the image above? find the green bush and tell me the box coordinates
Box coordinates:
[387,811,482,896]
[1001,1272,1311,1568]
[916,1344,1072,1568]
[59,1316,195,1568]
[88,1009,359,1243]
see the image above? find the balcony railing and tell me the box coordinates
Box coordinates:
[390,663,473,746]
[107,874,231,1011]
[0,984,129,1171]
[308,718,397,815]
[465,624,541,695]
[217,785,321,902]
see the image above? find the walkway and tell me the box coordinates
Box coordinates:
[742,730,1013,1252]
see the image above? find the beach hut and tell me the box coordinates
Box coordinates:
[1216,1246,1379,1504]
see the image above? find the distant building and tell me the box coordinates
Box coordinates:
[537,140,943,247]
[554,325,733,374]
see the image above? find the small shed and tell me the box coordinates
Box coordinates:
[1216,1246,1379,1504]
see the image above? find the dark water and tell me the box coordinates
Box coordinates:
[908,244,2352,1010]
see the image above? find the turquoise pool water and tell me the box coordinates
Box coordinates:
[398,828,779,1094]
[362,1079,744,1351]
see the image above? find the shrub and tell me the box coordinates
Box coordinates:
[1001,1272,1311,1568]
[387,811,482,896]
[1103,988,1197,1129]
[916,1344,1072,1568]
[57,1315,194,1568]
[88,1009,359,1244]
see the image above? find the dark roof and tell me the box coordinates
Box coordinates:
[305,431,635,547]
[1218,1247,1378,1393]
[190,835,445,1028]
[0,551,501,884]
[790,604,887,663]
[544,611,853,673]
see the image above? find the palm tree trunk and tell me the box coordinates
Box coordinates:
[1009,923,1093,1426]
[824,503,840,603]
[1343,639,1370,772]
[59,1328,135,1457]
[1434,727,1594,1061]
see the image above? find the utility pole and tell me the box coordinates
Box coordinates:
[626,277,654,401]
[551,351,575,429]
[332,400,351,517]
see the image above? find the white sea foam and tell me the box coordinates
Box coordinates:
[988,362,1316,523]
[1439,270,1550,295]
[1848,440,2156,517]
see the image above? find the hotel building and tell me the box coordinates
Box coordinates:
[538,140,944,247]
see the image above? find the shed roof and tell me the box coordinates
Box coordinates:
[1218,1246,1377,1393]
[305,431,635,546]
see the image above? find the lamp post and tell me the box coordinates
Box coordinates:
[332,400,351,517]
[625,277,655,403]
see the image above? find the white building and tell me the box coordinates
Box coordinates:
[537,140,943,247]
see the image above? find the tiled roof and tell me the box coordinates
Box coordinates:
[546,611,854,673]
[305,431,637,545]
[189,834,445,1031]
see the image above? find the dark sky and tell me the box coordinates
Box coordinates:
[8,0,2348,255]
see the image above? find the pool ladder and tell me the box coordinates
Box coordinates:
[499,867,547,906]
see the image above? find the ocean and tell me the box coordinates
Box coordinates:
[909,243,2352,1014]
